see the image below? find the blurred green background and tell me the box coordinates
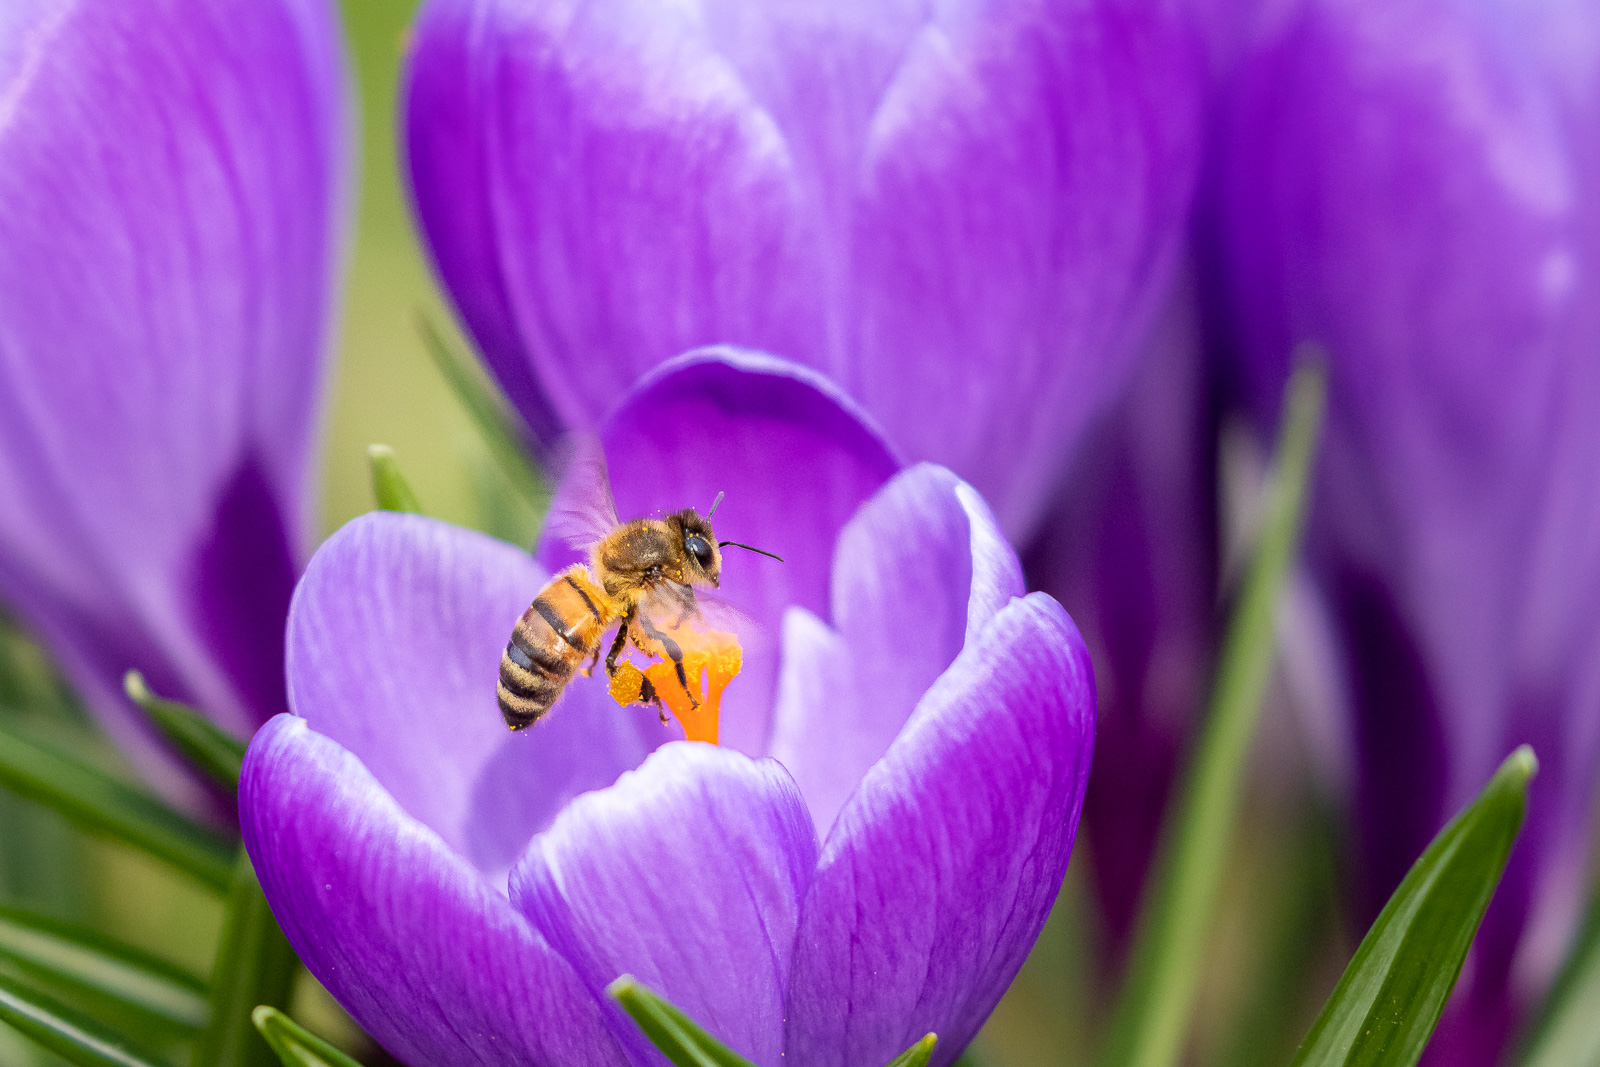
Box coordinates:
[0,1,1346,1063]
[320,0,540,550]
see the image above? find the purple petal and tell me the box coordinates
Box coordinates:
[511,742,817,1067]
[289,512,672,884]
[784,594,1095,1067]
[242,715,628,1067]
[404,0,835,436]
[769,464,1024,835]
[402,0,562,450]
[845,0,1202,535]
[0,0,345,779]
[405,0,1202,537]
[539,348,899,755]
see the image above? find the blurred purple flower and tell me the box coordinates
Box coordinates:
[0,0,347,807]
[1213,0,1600,1059]
[1025,274,1218,955]
[402,0,1201,538]
[241,350,1096,1067]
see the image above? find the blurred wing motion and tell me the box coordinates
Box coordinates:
[544,434,621,552]
[634,582,757,640]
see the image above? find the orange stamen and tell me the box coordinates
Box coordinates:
[606,626,742,745]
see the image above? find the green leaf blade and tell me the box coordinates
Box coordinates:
[1516,869,1600,1067]
[607,976,756,1067]
[1099,359,1326,1067]
[883,1033,938,1067]
[1292,746,1537,1067]
[366,445,425,514]
[0,971,169,1067]
[415,312,548,512]
[608,978,941,1067]
[250,1007,361,1067]
[0,719,233,891]
[198,852,299,1067]
[0,904,206,1037]
[123,671,245,790]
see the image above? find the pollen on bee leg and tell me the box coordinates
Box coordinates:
[607,662,646,706]
[642,629,742,745]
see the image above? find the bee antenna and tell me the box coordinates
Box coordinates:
[707,491,725,519]
[719,540,784,563]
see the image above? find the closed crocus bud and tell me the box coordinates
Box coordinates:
[1214,0,1600,1061]
[0,0,347,810]
[403,0,1202,539]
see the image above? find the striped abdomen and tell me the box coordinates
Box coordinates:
[498,568,611,729]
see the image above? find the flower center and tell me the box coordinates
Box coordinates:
[606,624,742,745]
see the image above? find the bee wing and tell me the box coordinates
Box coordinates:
[543,434,621,552]
[634,583,759,640]
[688,588,760,637]
[633,582,704,637]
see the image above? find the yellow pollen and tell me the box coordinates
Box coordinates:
[607,625,743,745]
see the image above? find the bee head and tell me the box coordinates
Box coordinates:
[669,493,783,589]
[670,509,722,588]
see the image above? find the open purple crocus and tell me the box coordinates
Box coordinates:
[0,0,346,809]
[240,350,1095,1067]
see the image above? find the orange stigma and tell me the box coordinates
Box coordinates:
[607,626,742,744]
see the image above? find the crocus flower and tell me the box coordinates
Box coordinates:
[1213,0,1600,1060]
[402,0,1202,539]
[0,0,346,807]
[241,350,1096,1067]
[1024,277,1218,954]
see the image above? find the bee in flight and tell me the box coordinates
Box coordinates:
[497,442,781,730]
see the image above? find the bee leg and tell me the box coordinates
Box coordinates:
[675,658,698,710]
[603,620,631,680]
[638,676,668,723]
[582,643,601,678]
[636,612,698,710]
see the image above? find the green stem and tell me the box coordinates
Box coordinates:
[123,671,245,790]
[251,1007,363,1067]
[415,312,548,510]
[196,850,298,1067]
[0,720,233,891]
[0,972,167,1067]
[1098,360,1326,1067]
[1515,860,1600,1067]
[366,445,425,514]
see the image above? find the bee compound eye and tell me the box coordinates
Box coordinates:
[687,536,713,566]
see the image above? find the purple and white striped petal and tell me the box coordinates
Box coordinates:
[288,512,672,884]
[243,716,628,1067]
[784,594,1095,1067]
[511,743,817,1067]
[768,463,1024,835]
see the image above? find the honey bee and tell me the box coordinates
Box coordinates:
[497,442,781,730]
